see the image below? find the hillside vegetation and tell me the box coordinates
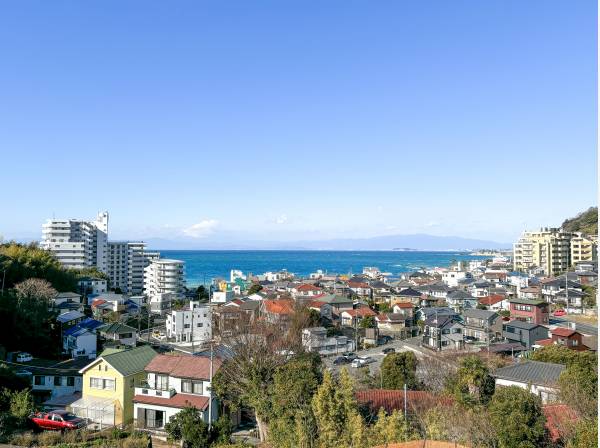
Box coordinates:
[562,207,598,235]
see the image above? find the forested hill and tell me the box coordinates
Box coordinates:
[562,207,598,235]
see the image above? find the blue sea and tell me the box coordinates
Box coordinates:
[159,250,487,286]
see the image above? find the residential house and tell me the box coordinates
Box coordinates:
[71,346,157,426]
[509,298,549,325]
[98,322,138,348]
[340,307,377,327]
[392,302,414,319]
[493,360,565,403]
[57,311,86,330]
[62,318,104,359]
[417,283,450,300]
[133,354,221,430]
[536,327,589,351]
[502,321,549,349]
[446,290,478,311]
[462,309,502,343]
[393,288,423,306]
[441,271,470,287]
[519,286,541,300]
[416,307,458,322]
[421,315,465,351]
[307,299,333,321]
[293,283,324,298]
[51,292,84,313]
[319,294,354,316]
[483,271,507,283]
[78,277,108,296]
[23,358,89,409]
[166,301,212,344]
[478,294,509,311]
[469,280,492,298]
[541,278,583,303]
[347,281,372,298]
[301,327,355,355]
[260,299,294,325]
[375,313,414,338]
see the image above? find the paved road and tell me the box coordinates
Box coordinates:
[323,337,430,377]
[550,317,598,335]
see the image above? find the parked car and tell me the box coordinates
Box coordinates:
[351,358,367,368]
[30,411,86,431]
[15,352,33,362]
[380,335,393,344]
[553,309,567,317]
[464,336,477,344]
[343,353,357,362]
[382,347,395,354]
[333,356,348,365]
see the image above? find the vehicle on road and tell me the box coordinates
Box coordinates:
[553,309,567,317]
[351,358,367,368]
[382,347,395,354]
[343,352,357,361]
[30,411,86,431]
[152,331,166,340]
[333,356,348,365]
[15,352,33,362]
[464,336,477,344]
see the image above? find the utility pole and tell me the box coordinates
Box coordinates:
[1,268,5,295]
[403,383,407,419]
[208,340,214,430]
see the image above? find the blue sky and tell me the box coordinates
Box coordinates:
[0,0,596,245]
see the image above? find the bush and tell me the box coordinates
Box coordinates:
[121,434,150,448]
[37,430,63,446]
[11,432,37,447]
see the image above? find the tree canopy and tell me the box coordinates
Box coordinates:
[379,352,419,389]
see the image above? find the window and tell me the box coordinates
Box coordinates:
[156,374,169,391]
[184,324,190,329]
[193,381,203,394]
[182,380,192,393]
[90,377,115,390]
[54,376,62,386]
[34,376,45,386]
[197,323,203,327]
[67,377,75,387]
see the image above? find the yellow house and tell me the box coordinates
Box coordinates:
[71,345,156,427]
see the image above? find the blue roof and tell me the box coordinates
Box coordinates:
[78,317,104,331]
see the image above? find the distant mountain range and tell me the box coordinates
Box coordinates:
[145,233,510,251]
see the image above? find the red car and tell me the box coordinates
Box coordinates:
[553,309,567,317]
[30,410,85,431]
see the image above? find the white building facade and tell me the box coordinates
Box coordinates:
[41,212,109,272]
[166,301,212,343]
[107,242,156,295]
[144,259,185,314]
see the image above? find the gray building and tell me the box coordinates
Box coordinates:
[502,320,549,349]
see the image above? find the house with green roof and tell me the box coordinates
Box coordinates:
[71,345,156,426]
[98,322,138,347]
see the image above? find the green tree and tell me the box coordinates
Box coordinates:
[164,406,210,448]
[488,386,546,448]
[210,414,233,445]
[196,285,210,301]
[359,315,375,329]
[566,417,598,448]
[269,354,321,448]
[311,369,367,448]
[247,283,263,295]
[369,408,413,445]
[379,352,418,389]
[447,355,495,406]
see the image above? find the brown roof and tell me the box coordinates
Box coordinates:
[348,281,370,288]
[144,354,222,380]
[133,393,209,410]
[355,389,452,415]
[478,294,506,306]
[297,284,322,291]
[343,308,377,318]
[394,302,413,308]
[373,442,469,448]
[263,299,294,315]
[551,327,579,338]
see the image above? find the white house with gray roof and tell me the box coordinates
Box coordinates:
[493,360,565,403]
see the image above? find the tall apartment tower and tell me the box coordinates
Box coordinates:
[41,212,109,272]
[513,228,572,276]
[107,242,159,295]
[570,232,598,266]
[144,259,185,313]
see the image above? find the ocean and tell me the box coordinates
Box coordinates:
[158,250,487,286]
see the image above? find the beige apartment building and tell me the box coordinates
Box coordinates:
[570,232,598,266]
[513,228,597,276]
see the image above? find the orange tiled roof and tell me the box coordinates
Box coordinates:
[263,299,294,315]
[133,393,209,410]
[297,284,322,291]
[343,308,377,317]
[478,294,506,306]
[355,389,452,415]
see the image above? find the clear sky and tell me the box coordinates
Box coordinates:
[0,0,596,245]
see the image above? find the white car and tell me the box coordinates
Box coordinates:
[351,358,367,368]
[16,352,33,362]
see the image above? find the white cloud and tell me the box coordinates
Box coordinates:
[183,219,219,238]
[276,214,288,225]
[425,221,441,227]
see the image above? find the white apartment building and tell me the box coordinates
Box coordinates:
[166,301,212,343]
[41,212,109,272]
[144,259,185,314]
[107,242,158,295]
[570,232,598,266]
